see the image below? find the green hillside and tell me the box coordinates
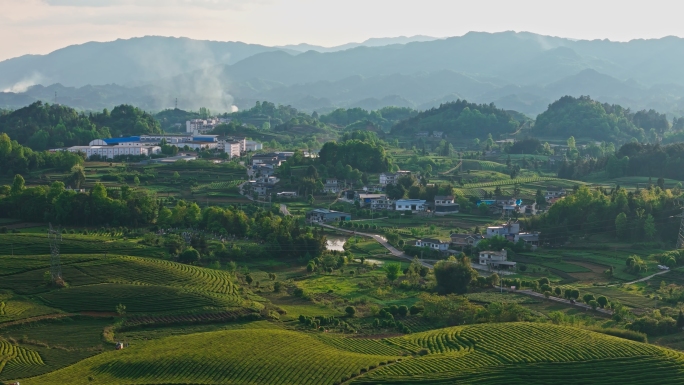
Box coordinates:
[13,323,684,385]
[17,328,398,385]
[355,323,684,384]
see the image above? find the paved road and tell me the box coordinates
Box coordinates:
[318,223,433,268]
[503,288,614,316]
[280,204,291,216]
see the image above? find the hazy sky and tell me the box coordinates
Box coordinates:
[1,0,683,61]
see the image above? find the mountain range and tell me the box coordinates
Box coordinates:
[2,32,684,116]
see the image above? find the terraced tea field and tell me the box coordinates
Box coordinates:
[0,339,44,380]
[355,323,684,384]
[13,323,684,385]
[0,254,244,316]
[18,329,399,385]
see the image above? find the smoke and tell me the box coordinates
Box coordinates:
[2,73,44,93]
[131,38,238,114]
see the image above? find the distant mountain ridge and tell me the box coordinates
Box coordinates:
[276,35,440,53]
[3,32,684,116]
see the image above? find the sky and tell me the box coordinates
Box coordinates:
[1,0,684,61]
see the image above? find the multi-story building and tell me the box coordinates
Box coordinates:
[323,179,341,194]
[224,141,242,158]
[478,249,516,270]
[434,195,460,215]
[486,222,520,240]
[245,140,263,152]
[370,197,394,211]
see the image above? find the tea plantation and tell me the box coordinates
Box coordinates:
[12,323,684,385]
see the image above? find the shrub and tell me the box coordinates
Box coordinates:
[410,305,424,315]
[345,306,356,317]
[398,305,409,317]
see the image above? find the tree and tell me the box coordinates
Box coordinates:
[398,305,409,317]
[643,214,656,240]
[677,310,684,329]
[345,306,356,317]
[178,247,200,264]
[615,212,629,240]
[582,294,595,303]
[11,174,25,195]
[554,287,562,296]
[433,257,478,295]
[597,296,608,308]
[133,176,140,186]
[567,136,576,149]
[385,262,401,282]
[535,189,545,206]
[588,300,599,310]
[70,165,86,189]
[173,171,180,180]
[245,274,253,286]
[116,303,127,316]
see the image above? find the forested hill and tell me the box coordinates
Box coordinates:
[533,95,671,142]
[0,102,161,150]
[390,100,522,138]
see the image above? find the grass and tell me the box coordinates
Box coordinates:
[0,233,167,258]
[18,328,399,385]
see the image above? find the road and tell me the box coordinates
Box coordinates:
[280,204,290,216]
[502,288,614,316]
[318,223,433,268]
[619,270,671,286]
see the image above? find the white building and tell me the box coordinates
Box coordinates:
[186,118,229,134]
[66,145,161,159]
[224,141,242,158]
[323,179,341,194]
[479,249,516,270]
[546,187,567,200]
[415,238,450,251]
[396,199,427,212]
[246,140,263,152]
[434,195,460,215]
[486,222,520,239]
[370,198,394,211]
[379,173,397,186]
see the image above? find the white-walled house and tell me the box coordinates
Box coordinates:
[479,249,516,270]
[396,199,427,212]
[415,238,450,251]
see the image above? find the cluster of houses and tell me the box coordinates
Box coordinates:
[412,221,541,271]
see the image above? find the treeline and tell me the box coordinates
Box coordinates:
[524,186,680,245]
[320,106,417,130]
[534,96,670,142]
[0,177,326,259]
[612,142,684,180]
[392,100,520,138]
[0,133,84,176]
[0,102,160,150]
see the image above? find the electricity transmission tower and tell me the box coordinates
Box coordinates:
[677,208,684,249]
[48,223,63,283]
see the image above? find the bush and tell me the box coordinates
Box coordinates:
[589,327,648,343]
[398,305,409,317]
[178,248,201,264]
[410,305,424,315]
[345,306,356,317]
